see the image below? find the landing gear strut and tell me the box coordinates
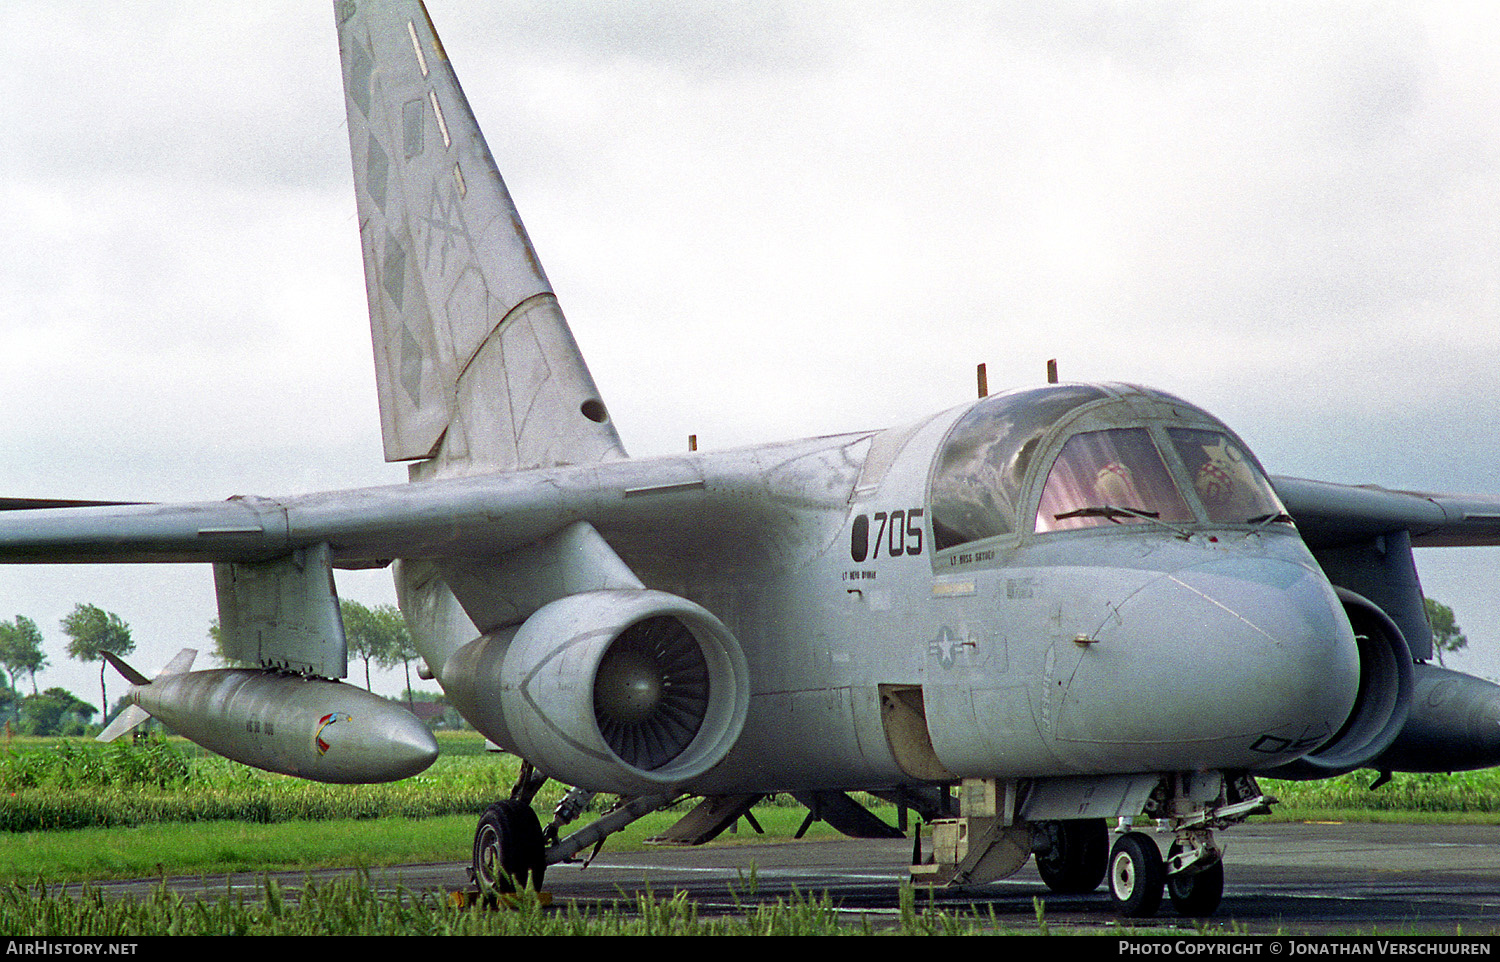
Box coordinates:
[1101,771,1267,918]
[470,758,680,900]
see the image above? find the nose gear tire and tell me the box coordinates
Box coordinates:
[1166,841,1224,917]
[1109,831,1165,918]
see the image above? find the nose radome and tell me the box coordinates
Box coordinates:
[1055,556,1360,767]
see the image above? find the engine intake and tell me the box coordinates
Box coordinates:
[442,589,749,795]
[1269,587,1413,778]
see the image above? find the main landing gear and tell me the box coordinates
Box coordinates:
[471,761,551,898]
[1034,818,1109,894]
[469,760,684,900]
[473,800,547,895]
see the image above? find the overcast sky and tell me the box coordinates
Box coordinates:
[2,1,1499,709]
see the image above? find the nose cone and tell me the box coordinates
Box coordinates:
[1056,555,1359,770]
[314,705,440,783]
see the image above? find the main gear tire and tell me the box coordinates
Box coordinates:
[1035,819,1109,894]
[473,800,546,895]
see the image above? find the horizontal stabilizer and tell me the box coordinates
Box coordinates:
[101,647,197,687]
[96,648,200,742]
[157,648,198,677]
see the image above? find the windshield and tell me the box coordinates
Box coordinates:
[1165,428,1287,525]
[1036,428,1193,532]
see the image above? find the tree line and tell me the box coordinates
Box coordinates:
[0,604,130,736]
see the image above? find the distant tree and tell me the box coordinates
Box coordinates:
[211,605,406,687]
[373,608,418,708]
[1425,597,1468,668]
[341,600,407,692]
[20,686,96,736]
[61,604,135,719]
[0,616,47,715]
[0,686,17,733]
[205,618,247,667]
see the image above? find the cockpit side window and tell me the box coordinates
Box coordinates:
[1036,428,1193,532]
[1166,428,1288,525]
[929,385,1108,551]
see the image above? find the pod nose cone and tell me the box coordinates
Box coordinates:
[316,706,440,782]
[385,715,442,779]
[1060,556,1359,768]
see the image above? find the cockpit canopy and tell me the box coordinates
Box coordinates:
[929,383,1287,552]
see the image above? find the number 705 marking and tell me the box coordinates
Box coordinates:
[850,508,924,562]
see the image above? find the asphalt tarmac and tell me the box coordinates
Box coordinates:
[82,821,1500,934]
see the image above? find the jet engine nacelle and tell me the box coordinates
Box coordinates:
[1372,662,1500,773]
[442,589,750,796]
[1269,587,1414,779]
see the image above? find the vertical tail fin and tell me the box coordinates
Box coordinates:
[335,1,626,477]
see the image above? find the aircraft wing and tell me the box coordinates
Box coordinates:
[0,433,855,678]
[1273,476,1500,549]
[0,469,604,567]
[0,435,854,568]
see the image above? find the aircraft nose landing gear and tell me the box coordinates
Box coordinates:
[1108,831,1165,917]
[1103,771,1266,918]
[1105,830,1225,918]
[1166,838,1225,917]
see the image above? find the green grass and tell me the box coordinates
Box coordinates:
[0,732,856,883]
[7,734,1500,935]
[9,732,1500,888]
[0,806,851,885]
[1,731,521,831]
[1262,768,1500,814]
[0,873,1054,936]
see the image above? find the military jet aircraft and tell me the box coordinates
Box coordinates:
[5,0,1500,919]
